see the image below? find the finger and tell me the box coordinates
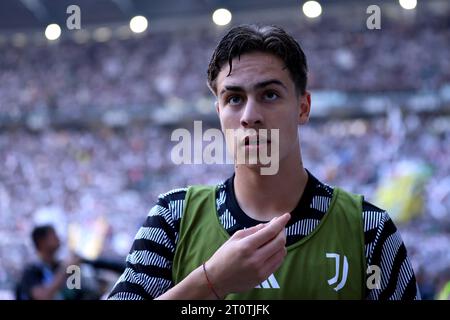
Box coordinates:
[232,223,266,239]
[261,247,286,277]
[255,227,286,261]
[246,213,290,248]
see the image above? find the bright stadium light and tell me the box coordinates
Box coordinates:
[399,0,417,10]
[45,24,61,41]
[212,8,232,26]
[302,1,322,18]
[129,15,148,33]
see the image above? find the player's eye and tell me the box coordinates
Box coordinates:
[264,91,279,101]
[227,95,243,105]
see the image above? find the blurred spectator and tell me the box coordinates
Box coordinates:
[16,225,82,300]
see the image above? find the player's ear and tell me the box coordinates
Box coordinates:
[298,91,311,125]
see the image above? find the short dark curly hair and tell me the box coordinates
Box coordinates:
[207,24,308,95]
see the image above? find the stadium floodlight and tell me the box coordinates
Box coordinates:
[399,0,417,10]
[129,15,148,33]
[302,1,322,18]
[212,8,232,26]
[45,24,61,41]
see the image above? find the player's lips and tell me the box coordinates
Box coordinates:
[242,135,271,147]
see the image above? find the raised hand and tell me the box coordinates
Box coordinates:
[205,213,290,297]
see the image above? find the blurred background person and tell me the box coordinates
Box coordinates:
[16,225,82,300]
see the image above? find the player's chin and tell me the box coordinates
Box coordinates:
[235,160,279,175]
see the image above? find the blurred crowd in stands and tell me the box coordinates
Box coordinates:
[1,113,449,298]
[0,12,449,120]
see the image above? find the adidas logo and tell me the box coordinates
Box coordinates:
[255,274,280,289]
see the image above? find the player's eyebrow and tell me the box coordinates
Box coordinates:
[219,85,244,96]
[254,79,287,91]
[219,79,288,96]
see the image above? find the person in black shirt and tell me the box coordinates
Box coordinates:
[16,225,81,300]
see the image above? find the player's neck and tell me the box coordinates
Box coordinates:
[233,152,308,221]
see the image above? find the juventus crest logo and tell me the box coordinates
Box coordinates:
[326,253,349,291]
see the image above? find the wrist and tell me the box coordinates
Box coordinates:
[202,262,224,300]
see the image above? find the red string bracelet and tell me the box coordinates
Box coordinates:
[202,262,221,299]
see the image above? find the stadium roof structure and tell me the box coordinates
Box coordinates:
[0,0,399,31]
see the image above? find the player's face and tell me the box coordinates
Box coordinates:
[215,51,310,170]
